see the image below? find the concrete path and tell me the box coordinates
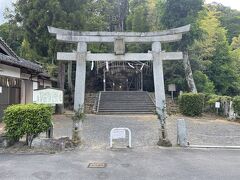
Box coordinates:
[0,148,240,180]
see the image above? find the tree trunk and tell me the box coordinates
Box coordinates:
[183,52,197,93]
[56,61,65,114]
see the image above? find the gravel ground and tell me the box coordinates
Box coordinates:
[167,114,240,146]
[82,115,159,150]
[1,113,239,151]
[52,114,160,150]
[52,113,240,149]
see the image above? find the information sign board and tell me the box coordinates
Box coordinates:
[33,88,63,104]
[112,129,126,139]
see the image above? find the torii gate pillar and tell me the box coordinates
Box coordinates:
[152,42,166,116]
[74,42,87,111]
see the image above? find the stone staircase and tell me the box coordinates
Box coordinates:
[97,91,155,114]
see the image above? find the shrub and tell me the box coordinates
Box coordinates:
[3,104,53,146]
[233,96,240,114]
[179,93,205,116]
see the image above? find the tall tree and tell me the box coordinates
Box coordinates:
[208,3,240,43]
[161,0,204,92]
[12,0,89,112]
[0,22,24,55]
[190,9,240,95]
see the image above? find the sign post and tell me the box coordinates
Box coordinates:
[110,128,131,148]
[33,88,63,104]
[168,84,176,101]
[33,88,63,138]
[215,102,220,115]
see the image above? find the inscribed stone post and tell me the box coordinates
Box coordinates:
[74,42,87,111]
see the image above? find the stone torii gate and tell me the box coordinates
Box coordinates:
[48,25,190,118]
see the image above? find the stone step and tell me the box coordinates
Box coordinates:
[97,91,155,114]
[99,106,155,109]
[99,107,155,111]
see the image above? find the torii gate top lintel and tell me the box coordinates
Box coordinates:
[48,25,190,43]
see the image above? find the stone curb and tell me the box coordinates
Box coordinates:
[188,145,240,150]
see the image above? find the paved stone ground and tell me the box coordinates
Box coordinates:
[52,113,240,149]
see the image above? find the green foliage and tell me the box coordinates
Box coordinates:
[127,0,149,32]
[206,94,231,105]
[204,94,231,115]
[209,3,240,43]
[20,38,39,61]
[0,22,24,54]
[233,96,240,114]
[190,8,240,96]
[231,35,240,50]
[162,0,203,28]
[72,106,85,122]
[193,71,215,94]
[179,93,205,116]
[159,0,204,92]
[3,104,53,146]
[161,0,203,50]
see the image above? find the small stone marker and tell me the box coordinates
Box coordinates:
[177,119,188,147]
[228,101,236,120]
[110,128,131,148]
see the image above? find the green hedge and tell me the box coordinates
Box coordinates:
[179,93,205,116]
[233,96,240,114]
[3,104,53,146]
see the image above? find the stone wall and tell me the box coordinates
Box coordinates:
[148,92,179,115]
[84,93,98,114]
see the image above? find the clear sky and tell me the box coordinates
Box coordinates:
[0,0,240,25]
[206,0,240,10]
[0,0,16,24]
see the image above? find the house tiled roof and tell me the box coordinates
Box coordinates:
[0,38,44,73]
[0,37,19,58]
[0,53,43,73]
